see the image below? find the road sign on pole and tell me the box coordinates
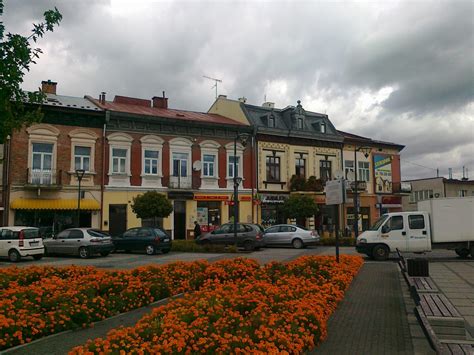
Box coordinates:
[325,179,345,205]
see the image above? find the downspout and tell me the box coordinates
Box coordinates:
[254,127,259,224]
[250,131,255,223]
[100,111,109,229]
[2,136,11,226]
[339,143,344,235]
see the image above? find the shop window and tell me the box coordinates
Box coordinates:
[197,201,221,232]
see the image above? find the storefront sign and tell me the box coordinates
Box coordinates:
[168,191,194,200]
[374,154,393,193]
[194,194,229,201]
[261,194,289,204]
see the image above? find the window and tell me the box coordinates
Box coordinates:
[410,189,434,202]
[266,156,280,181]
[296,117,303,129]
[345,160,354,180]
[265,226,279,233]
[74,146,91,171]
[358,161,370,182]
[279,226,296,232]
[409,215,425,229]
[56,230,70,239]
[389,216,404,230]
[320,160,332,182]
[320,122,326,133]
[228,156,240,178]
[172,152,188,177]
[138,228,153,237]
[144,150,159,175]
[268,115,275,128]
[112,148,127,174]
[32,143,53,171]
[123,228,139,238]
[458,190,468,197]
[68,230,84,239]
[203,154,215,177]
[295,157,306,177]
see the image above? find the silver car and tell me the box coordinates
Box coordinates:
[263,224,320,249]
[43,228,114,258]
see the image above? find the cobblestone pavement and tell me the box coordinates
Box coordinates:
[312,262,415,355]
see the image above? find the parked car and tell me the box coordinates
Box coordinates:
[0,226,44,262]
[263,224,320,249]
[43,228,114,258]
[112,227,172,255]
[195,223,265,251]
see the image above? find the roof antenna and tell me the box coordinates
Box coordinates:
[203,75,222,99]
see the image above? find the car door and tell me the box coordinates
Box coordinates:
[121,228,139,251]
[137,228,154,250]
[67,229,85,255]
[380,215,407,252]
[278,226,294,245]
[0,229,13,257]
[52,230,70,254]
[211,224,231,244]
[264,226,281,246]
[233,224,249,246]
[407,214,430,252]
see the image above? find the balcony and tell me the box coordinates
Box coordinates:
[169,175,192,189]
[26,169,62,188]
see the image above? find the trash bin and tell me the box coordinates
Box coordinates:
[407,258,429,277]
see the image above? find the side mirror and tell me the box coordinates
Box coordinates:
[381,225,390,234]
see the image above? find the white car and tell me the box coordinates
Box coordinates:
[263,224,320,249]
[0,226,45,262]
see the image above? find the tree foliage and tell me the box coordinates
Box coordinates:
[0,0,62,142]
[281,194,319,220]
[131,191,173,221]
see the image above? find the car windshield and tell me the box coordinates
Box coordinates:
[88,229,110,238]
[369,215,389,231]
[154,229,168,237]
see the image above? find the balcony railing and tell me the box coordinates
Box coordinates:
[26,169,62,186]
[169,175,192,189]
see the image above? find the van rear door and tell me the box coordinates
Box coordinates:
[406,213,430,252]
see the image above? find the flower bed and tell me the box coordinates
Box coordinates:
[71,255,363,354]
[0,258,260,350]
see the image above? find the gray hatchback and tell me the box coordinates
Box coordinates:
[196,223,265,251]
[43,228,114,258]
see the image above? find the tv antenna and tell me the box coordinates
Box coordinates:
[203,75,222,99]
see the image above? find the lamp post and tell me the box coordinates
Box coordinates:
[233,133,249,241]
[353,146,371,241]
[75,169,85,227]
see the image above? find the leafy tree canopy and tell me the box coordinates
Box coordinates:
[131,191,173,220]
[281,194,319,220]
[0,0,62,142]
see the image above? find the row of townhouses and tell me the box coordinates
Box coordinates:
[1,80,406,239]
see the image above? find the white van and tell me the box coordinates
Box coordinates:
[0,227,45,262]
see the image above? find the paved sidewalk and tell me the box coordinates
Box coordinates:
[312,262,414,355]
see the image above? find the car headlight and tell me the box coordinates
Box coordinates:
[357,238,367,244]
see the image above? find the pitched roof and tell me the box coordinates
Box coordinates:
[86,96,247,126]
[337,130,405,150]
[41,94,102,111]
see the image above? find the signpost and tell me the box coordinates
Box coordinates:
[325,179,346,263]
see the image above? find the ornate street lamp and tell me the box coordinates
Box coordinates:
[353,146,371,241]
[75,169,86,227]
[233,133,249,241]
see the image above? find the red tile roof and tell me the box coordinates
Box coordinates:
[85,95,247,126]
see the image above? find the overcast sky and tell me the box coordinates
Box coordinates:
[4,0,474,180]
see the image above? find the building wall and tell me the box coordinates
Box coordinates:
[208,97,249,125]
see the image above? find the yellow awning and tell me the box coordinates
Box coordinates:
[11,199,100,211]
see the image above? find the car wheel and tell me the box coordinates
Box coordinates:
[243,240,254,251]
[8,249,21,263]
[455,248,470,258]
[79,247,90,259]
[33,254,43,260]
[100,251,110,257]
[372,244,389,261]
[162,249,170,254]
[145,245,156,255]
[292,239,304,249]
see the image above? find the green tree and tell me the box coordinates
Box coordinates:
[0,0,62,142]
[131,191,173,226]
[281,194,319,225]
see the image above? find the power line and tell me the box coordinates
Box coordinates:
[400,159,438,171]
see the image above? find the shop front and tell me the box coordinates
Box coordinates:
[259,193,289,228]
[194,194,228,233]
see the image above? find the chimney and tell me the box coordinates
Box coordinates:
[152,91,168,109]
[218,94,227,99]
[238,97,247,103]
[448,168,453,179]
[99,92,106,105]
[41,80,57,95]
[262,102,275,108]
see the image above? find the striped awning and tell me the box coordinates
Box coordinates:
[11,199,100,210]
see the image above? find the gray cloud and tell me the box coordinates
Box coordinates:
[3,0,473,179]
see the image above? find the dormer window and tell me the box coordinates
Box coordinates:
[268,114,275,128]
[320,122,326,133]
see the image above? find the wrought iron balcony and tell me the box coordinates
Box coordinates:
[26,168,62,187]
[168,175,192,189]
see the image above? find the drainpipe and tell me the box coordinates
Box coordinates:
[100,112,109,229]
[2,136,11,226]
[250,132,255,223]
[254,128,259,224]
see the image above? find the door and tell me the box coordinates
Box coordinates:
[278,225,295,245]
[407,214,430,252]
[211,224,231,244]
[263,226,280,246]
[109,205,127,237]
[381,215,407,252]
[233,224,248,246]
[137,228,154,250]
[52,230,70,254]
[173,201,186,240]
[67,229,85,255]
[120,228,139,251]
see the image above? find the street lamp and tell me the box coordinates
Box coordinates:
[353,146,371,241]
[75,169,85,227]
[233,133,249,241]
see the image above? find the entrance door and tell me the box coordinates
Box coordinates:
[109,204,127,237]
[173,201,186,239]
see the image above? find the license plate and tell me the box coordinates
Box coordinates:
[29,241,39,246]
[164,238,170,242]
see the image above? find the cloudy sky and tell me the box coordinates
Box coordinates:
[4,0,474,180]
